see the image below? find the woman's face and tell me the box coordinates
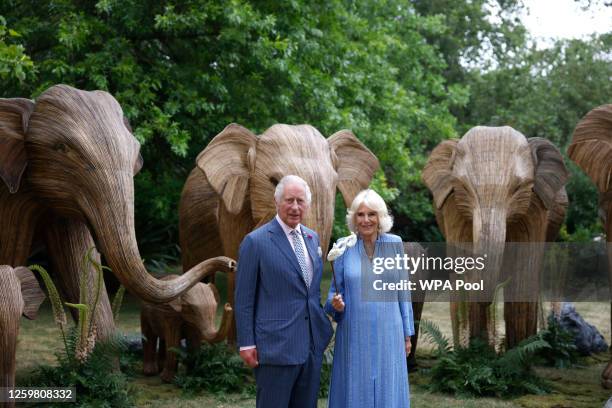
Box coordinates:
[355,203,379,240]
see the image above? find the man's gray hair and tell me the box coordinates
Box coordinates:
[274,175,312,205]
[346,189,393,233]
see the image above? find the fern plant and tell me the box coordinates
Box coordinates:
[533,312,578,368]
[28,330,133,408]
[28,253,133,407]
[420,320,550,398]
[174,343,254,395]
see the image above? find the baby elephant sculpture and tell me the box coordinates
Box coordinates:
[0,266,45,407]
[141,275,233,383]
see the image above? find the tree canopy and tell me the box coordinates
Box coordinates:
[0,1,608,266]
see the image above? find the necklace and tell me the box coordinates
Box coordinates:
[362,234,378,261]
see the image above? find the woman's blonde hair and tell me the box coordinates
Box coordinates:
[346,189,393,234]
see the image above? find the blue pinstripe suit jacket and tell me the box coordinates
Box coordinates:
[235,218,334,365]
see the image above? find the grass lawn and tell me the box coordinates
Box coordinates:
[13,267,612,407]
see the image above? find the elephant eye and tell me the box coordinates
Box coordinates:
[269,176,279,186]
[53,142,70,153]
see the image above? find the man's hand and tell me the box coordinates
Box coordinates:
[240,348,259,368]
[331,294,345,312]
[405,337,412,356]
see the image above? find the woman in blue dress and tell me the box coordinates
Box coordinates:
[324,189,414,407]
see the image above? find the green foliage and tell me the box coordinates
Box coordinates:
[318,342,334,398]
[464,33,612,241]
[0,0,465,249]
[27,331,134,408]
[29,264,67,325]
[174,343,254,395]
[112,286,126,321]
[533,312,579,369]
[28,257,133,407]
[33,250,108,362]
[0,15,35,82]
[421,320,550,398]
[420,320,452,356]
[411,0,528,84]
[1,1,606,248]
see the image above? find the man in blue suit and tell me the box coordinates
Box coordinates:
[235,174,334,408]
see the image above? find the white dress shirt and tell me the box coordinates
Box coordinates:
[239,214,314,351]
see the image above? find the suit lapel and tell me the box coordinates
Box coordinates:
[268,219,305,282]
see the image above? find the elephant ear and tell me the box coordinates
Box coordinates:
[422,139,458,209]
[196,124,258,214]
[122,115,144,175]
[568,104,612,193]
[14,266,45,320]
[528,137,569,210]
[0,98,35,193]
[328,130,380,207]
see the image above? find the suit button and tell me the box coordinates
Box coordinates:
[305,316,309,320]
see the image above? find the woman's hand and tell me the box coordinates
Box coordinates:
[331,293,345,312]
[405,337,412,356]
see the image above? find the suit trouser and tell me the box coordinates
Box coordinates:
[254,348,323,408]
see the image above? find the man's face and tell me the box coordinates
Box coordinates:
[277,182,309,228]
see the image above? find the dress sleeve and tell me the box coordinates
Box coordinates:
[397,239,415,337]
[324,251,346,323]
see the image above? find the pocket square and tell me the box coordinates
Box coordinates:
[317,246,322,257]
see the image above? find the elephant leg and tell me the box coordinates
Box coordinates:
[0,311,19,408]
[159,325,181,383]
[406,301,423,370]
[504,205,547,349]
[0,269,27,408]
[504,302,537,349]
[157,339,167,373]
[468,303,490,344]
[44,217,116,342]
[602,361,612,389]
[141,313,159,376]
[184,328,201,372]
[605,223,612,388]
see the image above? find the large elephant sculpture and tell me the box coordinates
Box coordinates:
[567,104,612,388]
[0,265,45,408]
[423,126,568,348]
[141,270,234,383]
[0,85,233,342]
[179,123,380,341]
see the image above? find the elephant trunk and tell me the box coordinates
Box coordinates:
[88,172,233,303]
[202,303,233,344]
[473,206,507,283]
[469,206,507,341]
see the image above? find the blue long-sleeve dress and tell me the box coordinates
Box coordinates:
[324,233,414,408]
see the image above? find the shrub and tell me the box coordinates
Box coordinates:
[27,332,134,408]
[174,343,254,395]
[318,345,334,398]
[27,256,134,407]
[534,312,579,368]
[420,320,550,398]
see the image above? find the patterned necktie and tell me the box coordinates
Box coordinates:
[290,229,311,288]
